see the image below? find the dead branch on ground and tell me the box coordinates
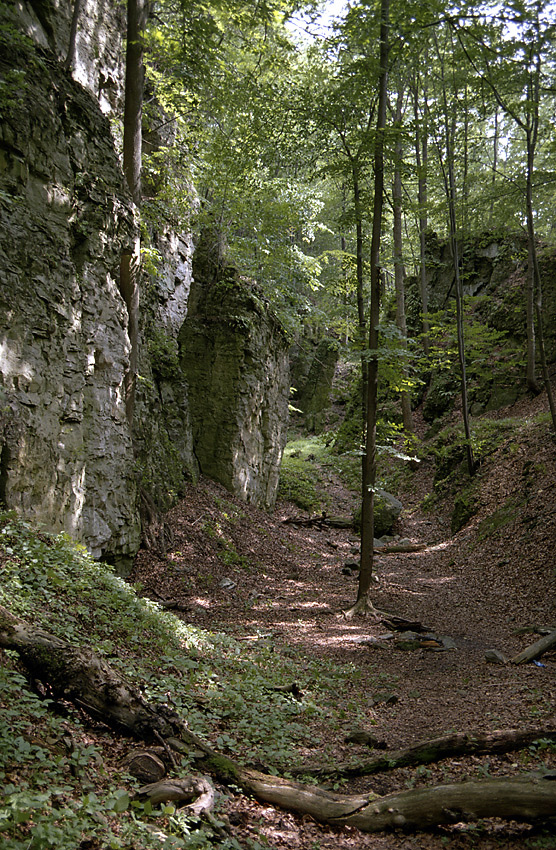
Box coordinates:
[511,629,556,665]
[2,604,556,833]
[291,728,556,779]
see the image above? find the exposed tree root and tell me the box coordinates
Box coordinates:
[2,604,556,833]
[341,597,383,621]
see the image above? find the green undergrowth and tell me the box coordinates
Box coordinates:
[421,409,553,532]
[278,434,361,512]
[0,513,374,849]
[278,435,330,511]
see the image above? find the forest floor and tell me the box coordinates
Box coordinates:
[131,391,556,850]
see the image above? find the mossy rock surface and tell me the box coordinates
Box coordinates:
[354,489,403,537]
[451,488,479,534]
[478,496,525,540]
[423,372,459,423]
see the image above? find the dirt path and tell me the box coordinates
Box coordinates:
[131,398,556,849]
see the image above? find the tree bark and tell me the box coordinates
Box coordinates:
[353,164,369,426]
[392,85,414,434]
[2,605,556,833]
[436,34,475,477]
[349,0,390,618]
[65,0,84,71]
[339,778,556,831]
[411,67,430,356]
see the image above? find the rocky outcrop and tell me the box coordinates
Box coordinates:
[413,231,556,420]
[0,2,291,560]
[423,230,556,360]
[0,29,139,558]
[180,247,289,509]
[290,337,340,433]
[133,229,199,514]
[13,0,125,113]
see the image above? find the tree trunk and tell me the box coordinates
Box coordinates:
[2,605,556,833]
[120,0,148,427]
[436,36,475,476]
[65,0,84,71]
[525,133,541,396]
[411,68,430,356]
[353,164,368,425]
[348,0,390,617]
[341,778,556,831]
[511,629,556,665]
[392,85,414,434]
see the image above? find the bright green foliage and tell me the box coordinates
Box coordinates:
[278,436,330,512]
[422,296,525,409]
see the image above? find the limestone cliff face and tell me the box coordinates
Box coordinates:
[13,0,125,114]
[0,1,291,559]
[180,249,289,510]
[0,26,139,557]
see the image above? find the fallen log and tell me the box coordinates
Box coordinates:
[291,728,556,779]
[511,629,556,665]
[2,604,556,833]
[282,514,353,529]
[337,777,556,831]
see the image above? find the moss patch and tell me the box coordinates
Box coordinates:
[477,496,525,541]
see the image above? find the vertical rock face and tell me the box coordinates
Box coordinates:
[133,228,200,513]
[0,21,140,558]
[180,251,290,510]
[289,337,339,433]
[13,0,125,113]
[0,1,292,557]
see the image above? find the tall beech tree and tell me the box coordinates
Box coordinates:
[391,83,414,434]
[346,0,390,619]
[432,26,476,475]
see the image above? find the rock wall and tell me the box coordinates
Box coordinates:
[133,228,199,514]
[0,1,291,560]
[289,337,339,433]
[180,245,289,509]
[412,231,556,420]
[13,0,125,113]
[423,231,556,360]
[0,22,139,558]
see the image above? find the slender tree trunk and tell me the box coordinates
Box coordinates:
[123,0,147,208]
[65,0,84,71]
[353,164,368,424]
[436,36,475,476]
[489,107,499,225]
[461,84,470,236]
[412,72,430,355]
[347,0,389,617]
[120,0,148,427]
[532,247,556,431]
[521,43,554,421]
[524,137,537,390]
[525,130,541,395]
[392,86,414,433]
